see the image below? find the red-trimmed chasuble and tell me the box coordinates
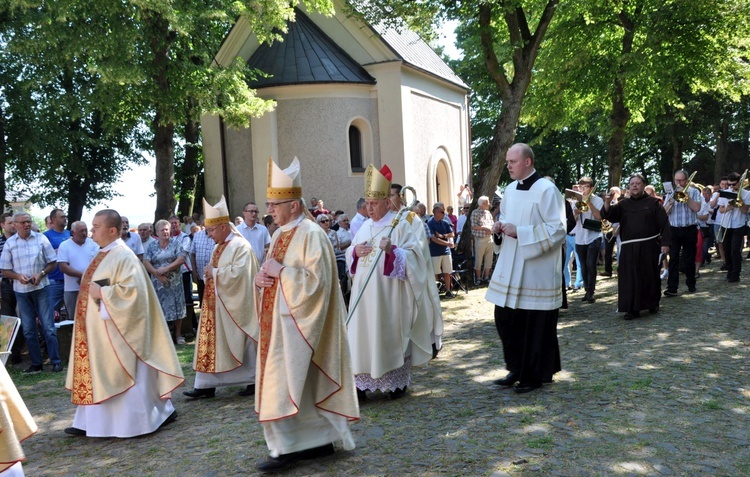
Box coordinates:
[257,227,297,409]
[194,241,229,372]
[71,250,109,405]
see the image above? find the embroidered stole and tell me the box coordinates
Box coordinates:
[257,227,297,409]
[71,250,110,405]
[194,241,229,373]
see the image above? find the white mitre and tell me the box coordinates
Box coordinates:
[203,195,231,227]
[267,157,302,200]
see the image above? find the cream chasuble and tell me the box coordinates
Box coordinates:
[346,211,434,379]
[405,211,444,350]
[0,362,37,474]
[485,179,566,310]
[65,241,184,405]
[193,234,258,382]
[255,217,358,455]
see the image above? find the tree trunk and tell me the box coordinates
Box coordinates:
[177,97,200,217]
[670,121,683,174]
[148,12,177,222]
[0,103,7,209]
[153,116,176,222]
[714,119,728,182]
[607,9,639,189]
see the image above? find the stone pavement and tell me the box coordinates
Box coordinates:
[11,253,750,476]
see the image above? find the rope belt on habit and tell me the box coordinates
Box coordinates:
[620,233,660,246]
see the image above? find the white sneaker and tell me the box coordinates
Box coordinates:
[660,269,668,280]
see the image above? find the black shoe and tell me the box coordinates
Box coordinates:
[389,386,408,400]
[256,453,301,473]
[624,311,640,321]
[442,290,455,299]
[493,372,519,386]
[159,411,178,430]
[356,389,368,402]
[663,290,678,297]
[183,387,216,399]
[432,343,440,360]
[514,383,541,394]
[728,278,740,283]
[9,354,22,364]
[687,287,696,293]
[23,365,43,374]
[580,294,589,302]
[238,384,255,397]
[599,272,612,278]
[297,443,335,460]
[52,363,63,372]
[720,264,728,271]
[64,427,86,436]
[586,295,596,303]
[649,305,660,314]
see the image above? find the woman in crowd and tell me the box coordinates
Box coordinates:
[144,219,187,345]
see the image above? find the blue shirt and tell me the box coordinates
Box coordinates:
[44,229,71,281]
[427,217,453,257]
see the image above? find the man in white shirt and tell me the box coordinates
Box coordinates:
[138,222,156,250]
[57,221,100,320]
[237,201,271,264]
[120,217,144,260]
[349,198,368,238]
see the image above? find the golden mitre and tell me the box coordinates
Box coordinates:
[364,164,392,199]
[203,195,231,226]
[267,157,302,200]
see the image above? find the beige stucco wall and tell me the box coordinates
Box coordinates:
[273,95,380,216]
[223,125,255,217]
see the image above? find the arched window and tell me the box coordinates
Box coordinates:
[349,125,364,172]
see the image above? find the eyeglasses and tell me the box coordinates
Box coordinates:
[319,219,330,224]
[728,182,738,187]
[265,200,295,209]
[244,209,259,213]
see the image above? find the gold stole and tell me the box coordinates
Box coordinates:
[194,241,229,373]
[257,227,297,409]
[70,250,109,405]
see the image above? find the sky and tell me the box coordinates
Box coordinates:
[30,20,463,229]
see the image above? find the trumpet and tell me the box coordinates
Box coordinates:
[728,169,748,208]
[601,219,614,235]
[576,179,601,212]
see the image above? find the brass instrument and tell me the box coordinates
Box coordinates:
[728,169,748,208]
[576,179,601,212]
[601,219,614,235]
[691,183,705,192]
[673,171,697,203]
[716,169,748,243]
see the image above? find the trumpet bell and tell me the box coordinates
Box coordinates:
[674,190,689,203]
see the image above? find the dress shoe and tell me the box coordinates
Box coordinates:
[183,387,216,399]
[64,427,86,436]
[159,411,178,430]
[663,290,678,297]
[389,386,408,400]
[9,354,22,364]
[514,383,541,394]
[256,453,301,473]
[586,295,596,303]
[237,384,255,397]
[687,287,696,293]
[720,263,728,271]
[624,311,640,321]
[649,305,659,314]
[297,443,335,460]
[356,389,368,402]
[52,363,64,372]
[493,372,519,386]
[728,278,740,283]
[23,365,42,374]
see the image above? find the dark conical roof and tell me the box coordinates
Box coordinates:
[247,9,376,88]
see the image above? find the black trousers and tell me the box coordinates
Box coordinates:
[724,226,745,281]
[604,233,616,274]
[667,226,697,292]
[494,306,561,386]
[576,237,601,296]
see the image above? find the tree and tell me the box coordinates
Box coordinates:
[523,0,750,187]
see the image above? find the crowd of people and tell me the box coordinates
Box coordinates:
[2,146,749,475]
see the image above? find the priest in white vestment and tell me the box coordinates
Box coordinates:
[64,209,184,438]
[486,144,565,394]
[389,183,444,358]
[253,157,359,474]
[346,165,433,400]
[1,361,37,477]
[183,196,259,399]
